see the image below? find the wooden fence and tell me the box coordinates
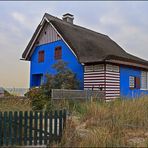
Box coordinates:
[52,89,105,100]
[0,110,66,146]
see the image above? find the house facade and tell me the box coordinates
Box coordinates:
[22,13,148,100]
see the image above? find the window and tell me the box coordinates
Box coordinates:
[106,64,119,72]
[135,77,140,89]
[38,50,44,63]
[129,76,140,89]
[84,65,93,72]
[94,64,104,71]
[84,64,104,72]
[141,71,148,89]
[129,76,135,89]
[55,46,62,60]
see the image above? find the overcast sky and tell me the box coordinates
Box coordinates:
[0,1,148,88]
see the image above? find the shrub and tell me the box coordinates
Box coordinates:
[25,87,50,111]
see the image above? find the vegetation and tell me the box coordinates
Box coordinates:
[0,98,31,112]
[54,96,148,147]
[25,60,79,111]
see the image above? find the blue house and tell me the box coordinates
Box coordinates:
[22,13,148,100]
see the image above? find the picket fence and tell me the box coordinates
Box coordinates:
[0,110,66,146]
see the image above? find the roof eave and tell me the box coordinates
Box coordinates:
[105,59,148,70]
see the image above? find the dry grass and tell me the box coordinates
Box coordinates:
[0,97,32,112]
[58,96,148,147]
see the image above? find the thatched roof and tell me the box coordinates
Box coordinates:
[22,13,148,68]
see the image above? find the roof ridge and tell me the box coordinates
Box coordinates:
[45,13,109,39]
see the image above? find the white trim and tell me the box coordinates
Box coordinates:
[25,19,46,59]
[49,22,78,59]
[25,16,78,60]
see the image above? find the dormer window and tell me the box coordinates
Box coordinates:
[55,46,62,60]
[38,50,44,63]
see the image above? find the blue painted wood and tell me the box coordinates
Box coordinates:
[30,40,84,89]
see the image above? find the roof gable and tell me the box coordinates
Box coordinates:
[22,13,148,69]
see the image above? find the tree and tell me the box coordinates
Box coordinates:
[43,60,79,90]
[26,60,79,111]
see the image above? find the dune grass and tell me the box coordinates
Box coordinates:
[0,98,32,112]
[57,96,148,147]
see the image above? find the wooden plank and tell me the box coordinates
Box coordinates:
[49,111,53,142]
[24,111,28,145]
[3,112,7,145]
[59,110,63,141]
[13,111,18,145]
[63,109,66,129]
[34,111,38,145]
[29,111,33,145]
[54,110,58,141]
[18,111,23,145]
[39,111,43,145]
[44,111,48,145]
[8,111,13,145]
[0,112,2,146]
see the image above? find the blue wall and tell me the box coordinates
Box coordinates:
[120,66,148,98]
[30,40,84,88]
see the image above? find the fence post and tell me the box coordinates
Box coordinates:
[49,111,53,142]
[29,111,33,145]
[3,112,7,146]
[18,111,23,145]
[34,111,38,145]
[24,111,28,145]
[44,111,48,145]
[39,111,43,145]
[13,111,18,145]
[0,112,2,146]
[8,111,13,145]
[54,110,58,142]
[63,109,66,129]
[59,110,63,141]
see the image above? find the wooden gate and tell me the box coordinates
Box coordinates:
[0,110,66,146]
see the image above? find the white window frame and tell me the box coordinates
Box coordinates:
[141,71,148,90]
[106,64,119,72]
[94,64,104,71]
[84,65,93,72]
[129,76,135,89]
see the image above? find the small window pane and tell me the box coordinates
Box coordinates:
[129,76,135,88]
[141,71,147,89]
[94,64,104,71]
[38,50,44,63]
[106,64,113,71]
[55,46,62,60]
[84,65,93,72]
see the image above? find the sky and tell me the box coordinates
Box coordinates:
[0,1,148,88]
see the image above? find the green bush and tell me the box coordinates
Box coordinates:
[25,60,80,111]
[25,87,50,111]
